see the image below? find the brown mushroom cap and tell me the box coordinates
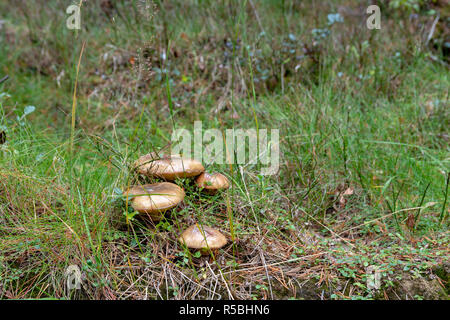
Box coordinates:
[124,182,185,220]
[135,153,204,181]
[179,224,227,250]
[195,172,230,192]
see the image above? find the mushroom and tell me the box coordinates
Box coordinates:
[195,172,230,194]
[179,224,227,255]
[135,153,204,181]
[124,182,185,221]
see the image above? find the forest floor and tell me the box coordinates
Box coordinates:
[0,0,448,299]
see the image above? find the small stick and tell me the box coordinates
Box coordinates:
[0,75,9,84]
[425,14,439,45]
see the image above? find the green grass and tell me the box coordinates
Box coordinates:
[0,0,448,300]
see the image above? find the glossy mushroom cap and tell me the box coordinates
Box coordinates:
[179,224,227,251]
[135,153,204,181]
[195,172,230,193]
[124,182,185,220]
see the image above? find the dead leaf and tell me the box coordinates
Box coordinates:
[343,187,354,196]
[406,213,415,230]
[425,100,434,116]
[197,55,205,71]
[338,187,354,208]
[180,32,189,41]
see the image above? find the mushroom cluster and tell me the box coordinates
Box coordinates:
[123,152,231,255]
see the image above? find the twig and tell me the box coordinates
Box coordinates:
[440,172,449,225]
[175,269,222,299]
[425,14,439,45]
[223,251,328,275]
[239,166,261,236]
[206,261,235,300]
[258,248,273,299]
[70,41,86,156]
[0,75,9,84]
[249,0,265,36]
[338,203,438,235]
